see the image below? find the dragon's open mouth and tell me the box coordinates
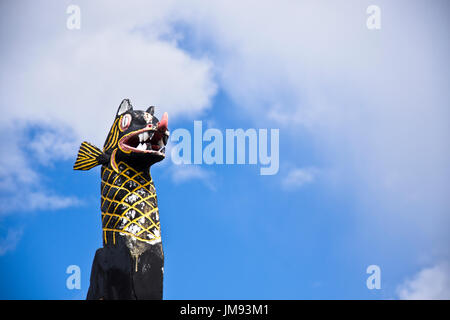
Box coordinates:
[119,113,169,156]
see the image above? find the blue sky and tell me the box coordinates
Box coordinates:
[0,0,449,299]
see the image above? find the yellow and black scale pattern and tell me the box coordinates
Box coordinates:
[100,160,161,245]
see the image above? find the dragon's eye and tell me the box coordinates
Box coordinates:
[119,114,132,131]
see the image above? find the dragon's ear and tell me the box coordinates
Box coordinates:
[117,99,133,116]
[146,106,155,116]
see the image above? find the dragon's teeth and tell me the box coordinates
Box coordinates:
[139,133,144,142]
[143,132,149,141]
[137,143,146,151]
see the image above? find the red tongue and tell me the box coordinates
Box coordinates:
[157,112,168,132]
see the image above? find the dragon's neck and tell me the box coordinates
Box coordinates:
[100,161,161,246]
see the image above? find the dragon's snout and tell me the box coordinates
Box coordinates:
[157,112,168,132]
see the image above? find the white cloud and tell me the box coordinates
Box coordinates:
[0,192,81,214]
[397,263,450,300]
[0,1,217,146]
[0,126,81,215]
[0,191,80,216]
[0,1,217,214]
[282,167,318,190]
[163,0,450,254]
[0,228,24,256]
[171,164,216,190]
[28,128,79,165]
[0,127,38,192]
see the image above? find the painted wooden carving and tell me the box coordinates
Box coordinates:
[73,99,169,299]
